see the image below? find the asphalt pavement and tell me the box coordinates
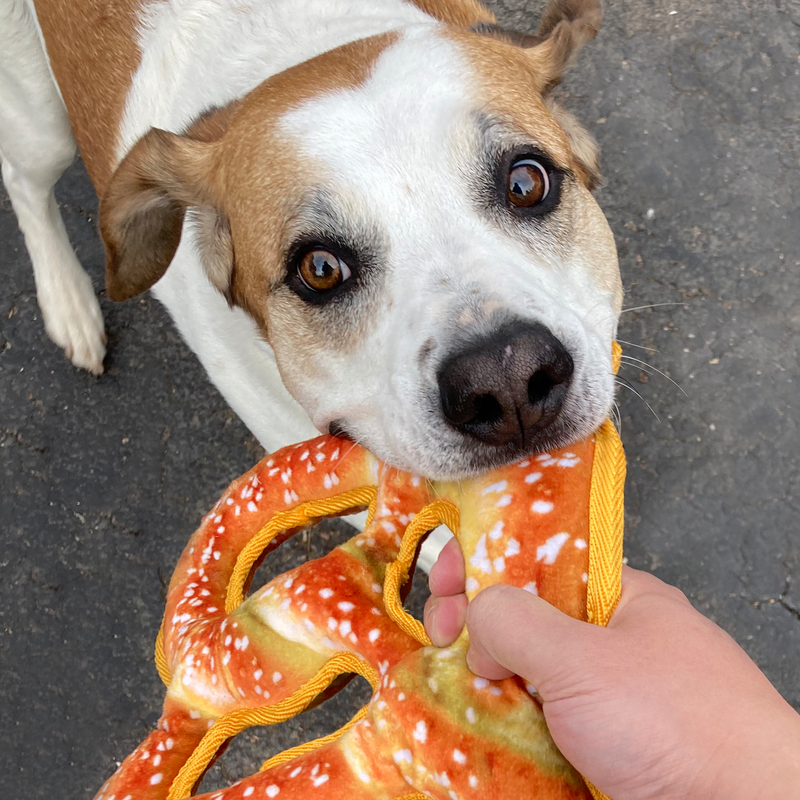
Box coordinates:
[1,1,798,797]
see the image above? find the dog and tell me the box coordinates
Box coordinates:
[1,0,621,496]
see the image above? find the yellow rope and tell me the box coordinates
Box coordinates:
[167,653,379,800]
[586,419,626,627]
[582,371,626,800]
[611,340,622,374]
[226,487,378,614]
[260,704,370,772]
[155,621,171,687]
[383,500,461,648]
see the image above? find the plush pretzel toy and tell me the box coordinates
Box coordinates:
[93,349,625,800]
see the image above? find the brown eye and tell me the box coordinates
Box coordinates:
[507,159,550,208]
[298,249,351,292]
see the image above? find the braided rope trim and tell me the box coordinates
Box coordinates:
[167,653,379,800]
[383,499,461,647]
[586,419,626,627]
[260,704,369,773]
[582,404,626,800]
[226,487,379,614]
[154,488,378,688]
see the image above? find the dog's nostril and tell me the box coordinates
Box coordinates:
[528,369,556,406]
[473,393,504,426]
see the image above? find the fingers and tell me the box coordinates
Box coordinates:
[424,592,468,647]
[465,584,606,694]
[428,536,465,598]
[425,537,468,646]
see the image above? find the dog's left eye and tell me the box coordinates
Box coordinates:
[298,249,352,292]
[507,159,550,208]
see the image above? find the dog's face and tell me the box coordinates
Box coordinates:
[103,14,621,479]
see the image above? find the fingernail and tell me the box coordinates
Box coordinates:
[465,646,477,674]
[425,605,438,643]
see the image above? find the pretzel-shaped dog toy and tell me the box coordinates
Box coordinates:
[93,361,624,800]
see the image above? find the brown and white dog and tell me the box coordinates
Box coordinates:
[1,0,621,493]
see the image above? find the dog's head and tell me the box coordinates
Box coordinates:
[101,0,621,479]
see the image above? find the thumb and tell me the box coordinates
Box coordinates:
[465,584,607,696]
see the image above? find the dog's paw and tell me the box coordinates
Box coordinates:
[38,269,107,375]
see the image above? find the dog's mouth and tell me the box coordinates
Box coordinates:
[327,420,353,440]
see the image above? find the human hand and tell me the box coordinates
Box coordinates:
[424,538,800,800]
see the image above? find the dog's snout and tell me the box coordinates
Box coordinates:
[437,322,573,447]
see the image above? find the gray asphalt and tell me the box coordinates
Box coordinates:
[1,1,799,797]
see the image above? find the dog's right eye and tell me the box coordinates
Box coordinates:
[298,249,352,292]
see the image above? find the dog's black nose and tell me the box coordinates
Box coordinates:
[438,321,573,447]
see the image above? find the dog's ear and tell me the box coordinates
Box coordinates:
[475,0,602,92]
[530,0,602,91]
[190,205,235,303]
[100,128,224,301]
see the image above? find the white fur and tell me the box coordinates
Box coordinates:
[120,5,618,471]
[117,0,432,157]
[0,0,106,374]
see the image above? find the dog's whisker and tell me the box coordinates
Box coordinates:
[330,439,361,473]
[615,376,660,422]
[610,400,622,432]
[615,338,659,353]
[620,355,688,397]
[619,301,688,314]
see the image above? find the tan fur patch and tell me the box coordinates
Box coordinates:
[446,29,576,165]
[32,0,145,192]
[544,99,600,190]
[447,27,605,189]
[405,0,495,27]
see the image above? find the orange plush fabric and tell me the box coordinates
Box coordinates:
[93,422,624,800]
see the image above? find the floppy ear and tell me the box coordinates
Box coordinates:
[100,128,222,301]
[528,0,602,92]
[189,205,235,303]
[475,0,602,93]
